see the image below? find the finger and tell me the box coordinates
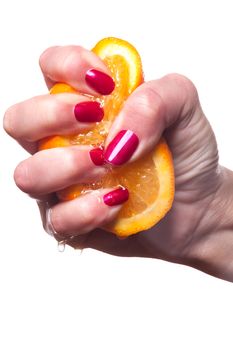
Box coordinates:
[3,93,104,149]
[39,45,115,95]
[14,146,106,197]
[103,73,203,166]
[49,187,129,237]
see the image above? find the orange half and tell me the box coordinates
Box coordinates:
[39,37,175,237]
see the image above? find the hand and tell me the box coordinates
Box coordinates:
[4,45,233,281]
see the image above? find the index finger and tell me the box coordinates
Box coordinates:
[39,45,115,95]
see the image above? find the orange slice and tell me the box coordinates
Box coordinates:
[39,37,175,237]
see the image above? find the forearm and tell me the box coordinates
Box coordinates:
[185,167,233,282]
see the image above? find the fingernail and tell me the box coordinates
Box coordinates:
[104,130,139,166]
[74,101,104,123]
[85,69,115,95]
[89,147,105,166]
[103,187,129,206]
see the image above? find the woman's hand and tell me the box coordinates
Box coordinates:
[4,45,233,281]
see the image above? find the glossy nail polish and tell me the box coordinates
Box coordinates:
[74,101,104,123]
[85,69,115,95]
[103,187,129,206]
[89,147,105,166]
[104,130,139,166]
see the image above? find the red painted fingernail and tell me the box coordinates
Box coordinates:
[103,187,129,206]
[85,69,115,95]
[89,147,105,166]
[74,101,104,123]
[104,130,139,166]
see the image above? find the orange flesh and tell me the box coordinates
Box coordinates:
[58,152,159,219]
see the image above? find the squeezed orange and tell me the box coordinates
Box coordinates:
[39,37,175,237]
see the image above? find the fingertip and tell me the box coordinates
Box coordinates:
[74,101,104,123]
[104,130,139,166]
[85,69,115,95]
[103,187,129,206]
[103,82,168,166]
[38,45,114,96]
[89,147,105,166]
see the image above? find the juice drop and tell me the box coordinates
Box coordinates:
[57,241,66,253]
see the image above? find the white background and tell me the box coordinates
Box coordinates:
[1,0,233,349]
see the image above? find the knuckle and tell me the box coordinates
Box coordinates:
[81,201,97,224]
[140,85,165,114]
[127,84,165,121]
[14,161,33,193]
[39,46,59,70]
[33,96,68,137]
[165,73,198,100]
[80,195,105,227]
[68,146,99,181]
[66,147,79,170]
[61,46,84,77]
[3,105,16,137]
[137,85,160,106]
[62,147,85,181]
[164,73,200,118]
[51,97,72,128]
[43,97,60,130]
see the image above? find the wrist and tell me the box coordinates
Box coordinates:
[184,166,233,282]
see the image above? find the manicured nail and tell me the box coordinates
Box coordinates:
[104,130,139,166]
[89,147,105,166]
[74,101,104,123]
[103,187,129,206]
[85,69,115,95]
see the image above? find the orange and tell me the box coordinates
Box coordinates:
[39,37,175,237]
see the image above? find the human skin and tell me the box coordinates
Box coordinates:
[3,45,233,282]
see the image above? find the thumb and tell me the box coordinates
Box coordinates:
[104,73,219,196]
[104,73,214,165]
